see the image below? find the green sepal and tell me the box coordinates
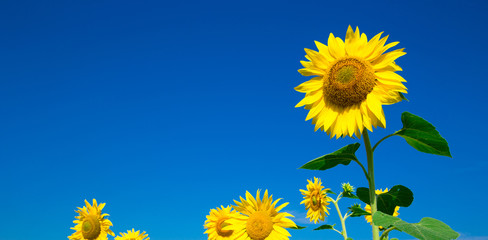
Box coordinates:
[342,191,358,199]
[348,204,371,217]
[373,212,459,240]
[290,225,307,230]
[399,92,409,102]
[356,185,414,215]
[394,112,452,157]
[326,189,337,195]
[299,143,360,170]
[313,224,336,230]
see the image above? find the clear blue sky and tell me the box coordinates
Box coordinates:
[1,0,487,239]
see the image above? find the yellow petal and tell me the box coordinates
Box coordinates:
[305,98,325,120]
[297,68,324,77]
[295,89,322,108]
[366,96,386,128]
[314,41,335,62]
[373,49,406,70]
[294,78,324,93]
[304,48,329,69]
[328,33,345,59]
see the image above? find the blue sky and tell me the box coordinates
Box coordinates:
[1,0,487,239]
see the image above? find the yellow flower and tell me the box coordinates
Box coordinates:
[295,26,407,138]
[204,205,239,240]
[68,199,115,240]
[228,190,296,240]
[299,177,331,223]
[364,188,400,229]
[115,229,149,240]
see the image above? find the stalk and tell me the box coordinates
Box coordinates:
[362,130,380,240]
[330,194,348,240]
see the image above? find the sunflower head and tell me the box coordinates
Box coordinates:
[228,190,296,240]
[364,188,400,229]
[341,182,355,194]
[295,26,407,138]
[69,199,115,240]
[204,205,240,240]
[299,177,331,223]
[115,228,149,240]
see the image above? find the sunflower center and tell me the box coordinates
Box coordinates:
[81,214,101,240]
[216,217,233,237]
[246,211,273,240]
[324,57,376,107]
[310,191,322,211]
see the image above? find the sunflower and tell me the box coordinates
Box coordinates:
[295,26,407,138]
[204,205,240,240]
[227,190,296,240]
[299,177,331,223]
[364,188,400,229]
[115,229,149,240]
[69,199,115,240]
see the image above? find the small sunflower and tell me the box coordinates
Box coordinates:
[295,26,407,138]
[299,177,331,223]
[204,205,240,240]
[228,190,296,240]
[68,199,115,240]
[364,188,400,229]
[115,229,149,240]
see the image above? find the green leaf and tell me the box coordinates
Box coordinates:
[356,187,370,204]
[290,225,306,230]
[373,212,459,240]
[394,112,451,157]
[346,238,353,240]
[348,204,371,217]
[313,224,336,230]
[377,185,414,215]
[299,143,360,170]
[355,185,414,215]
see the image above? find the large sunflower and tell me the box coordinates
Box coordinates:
[295,26,407,138]
[69,199,115,240]
[228,190,296,240]
[299,177,331,223]
[115,229,149,240]
[364,188,400,229]
[204,205,240,240]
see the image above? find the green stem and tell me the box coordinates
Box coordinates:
[330,194,348,240]
[363,130,380,240]
[372,133,395,152]
[380,227,398,240]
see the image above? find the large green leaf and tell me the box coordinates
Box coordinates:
[290,225,306,230]
[394,112,451,157]
[355,185,414,215]
[373,212,459,240]
[313,224,335,230]
[299,143,360,170]
[356,187,370,204]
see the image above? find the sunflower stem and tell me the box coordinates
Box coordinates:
[331,193,348,240]
[363,130,380,240]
